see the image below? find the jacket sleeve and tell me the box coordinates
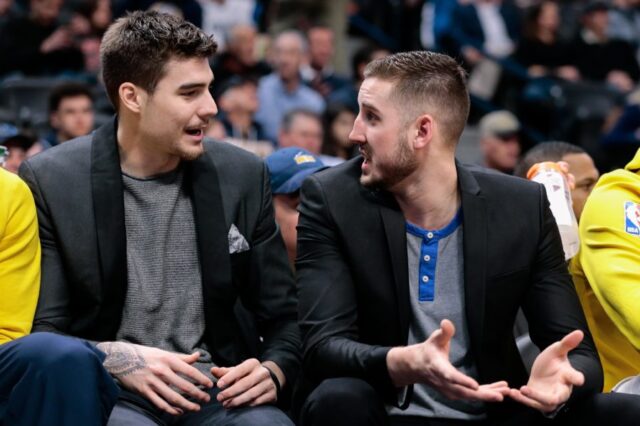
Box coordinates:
[523,185,603,399]
[18,160,72,334]
[296,175,397,403]
[239,162,301,389]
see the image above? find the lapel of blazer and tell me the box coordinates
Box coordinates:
[457,161,487,358]
[375,189,411,343]
[187,150,233,313]
[90,118,127,337]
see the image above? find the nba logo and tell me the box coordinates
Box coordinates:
[625,201,640,236]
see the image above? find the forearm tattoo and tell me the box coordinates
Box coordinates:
[97,342,147,377]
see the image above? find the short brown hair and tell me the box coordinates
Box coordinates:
[100,10,217,110]
[364,51,469,145]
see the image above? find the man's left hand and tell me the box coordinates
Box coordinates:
[509,330,585,414]
[212,359,280,408]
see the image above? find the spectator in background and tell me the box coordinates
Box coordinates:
[443,0,521,68]
[113,0,202,27]
[515,1,581,82]
[44,82,94,148]
[327,44,390,114]
[278,110,321,153]
[321,102,357,162]
[211,24,271,89]
[266,147,326,266]
[67,0,113,74]
[198,0,254,52]
[608,0,640,52]
[0,0,19,29]
[0,166,120,426]
[515,141,600,220]
[256,31,325,144]
[0,0,84,77]
[301,25,349,99]
[569,147,640,392]
[1,134,36,174]
[571,1,640,93]
[478,110,521,174]
[216,76,265,141]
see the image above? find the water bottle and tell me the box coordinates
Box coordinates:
[527,161,580,260]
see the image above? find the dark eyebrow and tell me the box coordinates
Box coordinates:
[361,102,380,114]
[178,80,213,91]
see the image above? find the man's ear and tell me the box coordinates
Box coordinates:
[413,114,434,150]
[119,82,144,114]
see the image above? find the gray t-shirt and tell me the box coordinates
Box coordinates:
[116,167,214,375]
[388,211,485,420]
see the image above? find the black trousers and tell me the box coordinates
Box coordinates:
[299,377,640,426]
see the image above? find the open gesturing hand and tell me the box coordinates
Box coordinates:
[387,319,510,402]
[509,330,585,414]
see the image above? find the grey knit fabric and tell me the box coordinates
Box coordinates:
[117,167,214,375]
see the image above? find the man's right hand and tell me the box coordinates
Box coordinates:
[386,319,509,402]
[96,342,213,416]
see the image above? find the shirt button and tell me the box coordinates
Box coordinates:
[422,276,429,283]
[427,232,434,239]
[423,255,431,262]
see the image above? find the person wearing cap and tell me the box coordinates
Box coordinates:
[266,147,326,265]
[478,110,521,174]
[569,147,640,392]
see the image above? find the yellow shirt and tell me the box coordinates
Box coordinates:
[570,148,640,391]
[0,168,40,344]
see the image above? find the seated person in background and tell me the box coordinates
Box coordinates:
[301,25,350,99]
[1,133,36,174]
[569,147,640,392]
[0,166,119,426]
[266,147,326,266]
[255,30,325,144]
[515,1,581,82]
[321,102,357,162]
[296,50,640,426]
[515,141,599,220]
[215,76,266,142]
[278,108,341,166]
[570,1,640,93]
[0,0,85,77]
[443,0,521,68]
[211,24,271,89]
[43,82,95,148]
[19,11,299,425]
[478,110,522,174]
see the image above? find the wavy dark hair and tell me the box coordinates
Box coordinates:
[100,10,217,110]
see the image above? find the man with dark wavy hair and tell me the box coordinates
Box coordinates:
[19,11,298,425]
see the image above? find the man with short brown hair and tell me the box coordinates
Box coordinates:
[296,50,639,425]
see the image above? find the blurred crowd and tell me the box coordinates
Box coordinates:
[2,0,640,177]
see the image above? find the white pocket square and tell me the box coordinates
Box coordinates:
[228,224,250,254]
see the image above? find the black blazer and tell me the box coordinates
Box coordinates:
[19,119,300,385]
[296,158,602,421]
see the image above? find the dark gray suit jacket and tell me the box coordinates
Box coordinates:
[296,157,602,421]
[19,118,301,384]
